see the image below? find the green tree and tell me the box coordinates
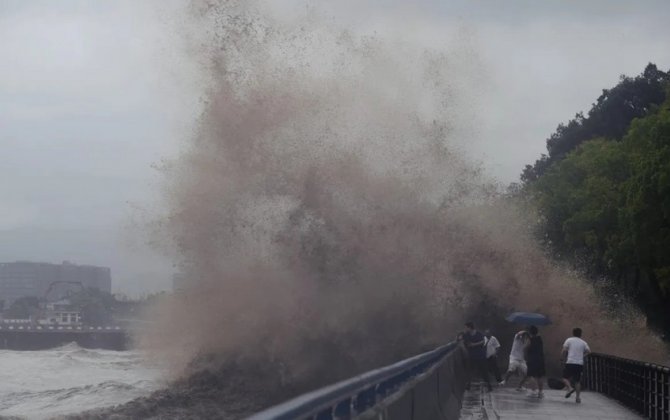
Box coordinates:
[620,98,670,296]
[522,64,668,183]
[529,92,670,333]
[533,139,628,272]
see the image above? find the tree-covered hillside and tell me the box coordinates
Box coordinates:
[522,64,670,336]
[522,64,669,182]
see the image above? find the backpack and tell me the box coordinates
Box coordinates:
[547,377,565,390]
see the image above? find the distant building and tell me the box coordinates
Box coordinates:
[0,261,112,308]
[41,299,82,326]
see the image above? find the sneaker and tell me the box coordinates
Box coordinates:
[576,397,581,403]
[498,380,506,386]
[515,386,525,392]
[538,392,544,399]
[565,388,575,398]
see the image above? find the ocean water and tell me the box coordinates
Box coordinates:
[0,344,165,419]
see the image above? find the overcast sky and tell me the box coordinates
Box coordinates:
[1,0,669,295]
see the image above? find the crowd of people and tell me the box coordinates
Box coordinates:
[458,321,591,404]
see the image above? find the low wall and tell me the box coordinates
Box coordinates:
[0,329,127,350]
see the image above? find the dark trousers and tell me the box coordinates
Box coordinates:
[468,358,492,390]
[487,355,502,382]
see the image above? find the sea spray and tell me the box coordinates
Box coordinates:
[138,0,667,410]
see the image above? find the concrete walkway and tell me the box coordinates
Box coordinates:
[460,383,642,419]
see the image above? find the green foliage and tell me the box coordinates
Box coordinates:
[522,64,669,183]
[620,99,670,294]
[529,90,670,332]
[533,139,629,270]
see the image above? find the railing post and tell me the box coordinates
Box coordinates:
[656,366,664,419]
[333,398,351,419]
[612,359,621,400]
[616,358,627,404]
[636,363,645,413]
[596,356,605,394]
[596,356,605,393]
[582,358,591,390]
[651,365,661,420]
[605,355,611,396]
[588,355,594,390]
[589,355,600,391]
[660,367,665,420]
[663,368,669,420]
[645,363,652,419]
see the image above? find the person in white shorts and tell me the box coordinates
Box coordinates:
[499,329,530,390]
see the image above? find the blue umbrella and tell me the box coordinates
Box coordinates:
[505,312,552,326]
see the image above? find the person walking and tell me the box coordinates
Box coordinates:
[526,326,546,398]
[562,327,591,404]
[463,321,493,392]
[484,329,502,383]
[499,329,529,391]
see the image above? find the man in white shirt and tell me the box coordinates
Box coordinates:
[499,329,529,390]
[484,329,502,383]
[561,327,591,404]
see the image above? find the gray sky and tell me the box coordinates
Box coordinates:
[1,0,669,295]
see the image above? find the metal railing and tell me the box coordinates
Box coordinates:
[248,341,469,420]
[584,353,670,420]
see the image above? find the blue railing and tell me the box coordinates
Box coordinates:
[248,341,468,420]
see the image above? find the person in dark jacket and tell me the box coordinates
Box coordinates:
[526,325,546,398]
[463,321,493,392]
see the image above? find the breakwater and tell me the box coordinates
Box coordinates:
[0,325,127,350]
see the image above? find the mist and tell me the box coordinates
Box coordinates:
[133,1,670,401]
[2,1,669,298]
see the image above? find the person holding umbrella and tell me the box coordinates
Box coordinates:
[501,312,552,391]
[526,325,546,398]
[499,328,529,390]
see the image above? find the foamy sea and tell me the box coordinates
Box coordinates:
[0,344,165,419]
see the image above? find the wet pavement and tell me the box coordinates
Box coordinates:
[460,382,642,419]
